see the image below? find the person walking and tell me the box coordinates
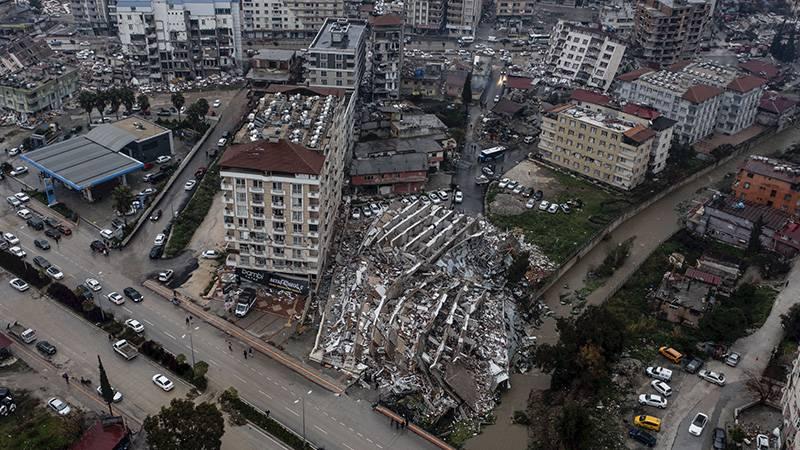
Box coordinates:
[243,350,248,360]
[228,342,232,352]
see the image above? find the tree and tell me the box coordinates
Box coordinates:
[98,356,115,415]
[78,91,96,125]
[137,93,151,113]
[744,370,780,402]
[143,399,224,450]
[111,185,134,222]
[119,87,135,114]
[556,403,592,450]
[107,88,122,120]
[461,72,472,116]
[781,303,800,341]
[195,98,210,119]
[171,92,185,120]
[94,91,108,121]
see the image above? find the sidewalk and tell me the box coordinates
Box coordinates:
[374,404,455,450]
[142,280,345,394]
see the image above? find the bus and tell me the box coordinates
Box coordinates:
[479,146,507,162]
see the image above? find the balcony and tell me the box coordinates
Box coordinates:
[271,189,285,195]
[308,205,320,212]
[221,183,233,190]
[272,203,285,209]
[308,219,319,225]
[250,186,264,194]
[308,191,320,198]
[308,231,319,238]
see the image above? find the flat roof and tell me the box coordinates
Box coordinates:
[309,18,367,51]
[109,117,169,141]
[22,136,143,190]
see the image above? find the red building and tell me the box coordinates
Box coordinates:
[350,153,428,195]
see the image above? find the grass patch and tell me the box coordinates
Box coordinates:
[446,420,477,448]
[489,170,626,264]
[165,165,220,257]
[0,390,82,449]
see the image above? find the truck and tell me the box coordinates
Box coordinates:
[112,339,138,360]
[8,324,36,344]
[234,287,257,318]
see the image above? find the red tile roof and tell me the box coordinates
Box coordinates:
[684,268,722,287]
[70,420,129,450]
[623,103,661,120]
[739,60,780,80]
[759,91,797,114]
[616,67,655,82]
[570,88,611,106]
[220,140,325,175]
[368,13,402,26]
[504,75,535,90]
[624,125,656,144]
[727,75,767,93]
[682,85,723,104]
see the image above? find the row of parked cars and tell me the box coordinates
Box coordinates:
[350,190,465,220]
[630,346,740,448]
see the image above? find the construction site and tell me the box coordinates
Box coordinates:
[310,199,554,428]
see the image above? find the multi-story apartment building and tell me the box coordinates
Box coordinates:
[0,63,79,116]
[616,61,766,144]
[732,156,800,215]
[495,0,533,21]
[407,0,445,33]
[633,0,712,66]
[0,38,53,77]
[538,101,674,190]
[71,0,116,35]
[783,348,800,449]
[368,14,403,100]
[545,21,627,91]
[219,85,357,288]
[445,0,481,37]
[240,0,344,40]
[600,2,635,37]
[305,18,367,91]
[116,0,242,84]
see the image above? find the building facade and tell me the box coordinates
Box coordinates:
[305,18,367,91]
[0,65,79,116]
[71,0,116,35]
[240,0,344,39]
[616,61,766,144]
[116,0,242,84]
[495,0,533,21]
[545,21,626,91]
[732,156,800,215]
[445,0,481,37]
[782,350,800,449]
[538,101,673,190]
[407,0,445,33]
[368,14,403,100]
[633,0,712,66]
[219,85,356,286]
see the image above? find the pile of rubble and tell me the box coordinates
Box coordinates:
[311,200,554,424]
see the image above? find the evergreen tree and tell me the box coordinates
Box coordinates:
[98,356,115,415]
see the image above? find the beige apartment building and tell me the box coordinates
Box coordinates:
[634,0,712,65]
[305,18,367,91]
[219,85,356,289]
[539,102,673,190]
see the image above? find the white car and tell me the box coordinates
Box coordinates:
[688,412,708,436]
[16,209,31,219]
[155,155,172,164]
[526,198,537,209]
[100,229,114,240]
[638,393,667,409]
[547,203,559,214]
[428,193,441,204]
[201,249,220,259]
[646,366,673,382]
[10,166,28,176]
[650,379,672,397]
[184,180,197,191]
[125,318,144,333]
[369,203,381,215]
[756,434,769,449]
[84,278,102,291]
[724,352,741,367]
[47,397,71,416]
[3,233,19,245]
[9,278,29,292]
[217,138,228,147]
[538,200,550,211]
[106,291,125,305]
[158,270,173,282]
[351,208,361,219]
[8,147,19,156]
[6,196,21,207]
[152,374,174,391]
[213,99,222,108]
[96,385,123,402]
[513,185,524,195]
[498,178,510,189]
[438,190,449,201]
[698,370,726,386]
[154,234,166,246]
[14,192,30,202]
[454,191,463,204]
[46,265,64,280]
[9,246,25,258]
[139,188,157,196]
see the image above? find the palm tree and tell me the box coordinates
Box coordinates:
[111,185,134,223]
[119,87,135,114]
[93,91,108,122]
[107,88,122,120]
[78,91,96,125]
[171,92,185,120]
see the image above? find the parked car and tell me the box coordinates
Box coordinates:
[36,341,57,356]
[688,412,708,436]
[650,380,672,397]
[16,209,31,220]
[628,427,656,447]
[10,166,28,176]
[90,240,107,253]
[34,239,50,250]
[184,180,197,191]
[547,203,559,214]
[100,229,114,240]
[506,180,518,191]
[217,138,227,147]
[482,166,495,177]
[14,192,29,203]
[152,374,174,391]
[56,224,71,235]
[84,278,102,291]
[46,266,64,280]
[724,352,741,367]
[154,234,166,246]
[44,229,60,239]
[756,434,770,449]
[106,292,125,305]
[428,192,441,204]
[525,198,536,209]
[33,256,51,269]
[538,200,550,211]
[9,278,28,292]
[155,155,172,164]
[659,346,683,364]
[633,415,661,432]
[3,233,19,245]
[47,397,71,416]
[369,203,381,215]
[498,178,510,189]
[9,246,25,258]
[712,427,726,450]
[149,245,163,259]
[201,249,221,259]
[125,319,144,334]
[158,270,173,282]
[560,203,571,214]
[638,394,667,409]
[533,190,543,200]
[683,357,704,374]
[698,370,726,386]
[124,287,143,302]
[6,196,20,207]
[96,385,123,403]
[454,191,464,204]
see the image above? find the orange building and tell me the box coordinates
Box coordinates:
[732,156,800,215]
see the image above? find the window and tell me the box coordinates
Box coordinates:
[236,192,246,202]
[293,223,302,233]
[292,198,303,208]
[235,178,246,187]
[292,184,303,194]
[293,236,302,245]
[272,181,283,191]
[292,211,303,222]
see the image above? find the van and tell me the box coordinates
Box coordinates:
[634,415,662,432]
[659,347,683,364]
[459,36,474,44]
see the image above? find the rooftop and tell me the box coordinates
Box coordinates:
[707,195,790,231]
[351,152,428,176]
[220,140,325,176]
[505,75,535,90]
[492,99,525,116]
[629,61,763,100]
[759,91,797,114]
[570,88,612,106]
[368,13,403,26]
[739,156,800,184]
[354,137,442,159]
[0,61,76,90]
[392,113,448,133]
[252,49,296,62]
[104,117,169,142]
[739,59,781,80]
[309,18,367,52]
[548,104,647,135]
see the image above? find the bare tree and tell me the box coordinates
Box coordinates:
[744,370,779,402]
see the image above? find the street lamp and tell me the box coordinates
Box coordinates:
[293,390,313,446]
[181,320,197,367]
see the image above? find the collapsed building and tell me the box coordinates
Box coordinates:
[311,200,554,423]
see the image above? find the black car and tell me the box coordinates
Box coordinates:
[36,341,57,356]
[26,216,44,230]
[34,239,50,250]
[90,240,107,253]
[628,427,656,447]
[684,357,704,374]
[149,245,163,259]
[76,285,94,301]
[111,218,125,230]
[123,287,143,302]
[712,427,726,450]
[533,190,544,200]
[150,209,162,222]
[44,228,60,239]
[44,217,60,228]
[32,256,51,269]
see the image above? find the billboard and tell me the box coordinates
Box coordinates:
[235,267,309,295]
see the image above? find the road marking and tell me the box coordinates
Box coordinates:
[313,425,328,435]
[122,306,133,314]
[339,422,346,427]
[356,432,363,438]
[164,332,177,340]
[348,427,354,432]
[143,319,154,326]
[284,406,300,417]
[234,374,248,384]
[208,359,220,367]
[342,443,355,450]
[366,438,373,443]
[248,424,292,450]
[258,390,272,399]
[376,444,383,449]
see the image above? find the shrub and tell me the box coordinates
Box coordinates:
[0,250,49,288]
[164,165,220,257]
[219,388,310,449]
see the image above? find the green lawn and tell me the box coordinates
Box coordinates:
[489,170,628,264]
[0,391,81,449]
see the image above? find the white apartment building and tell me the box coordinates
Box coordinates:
[305,18,367,91]
[219,85,357,287]
[407,0,445,33]
[445,0,481,37]
[240,0,344,39]
[116,0,242,83]
[368,14,404,100]
[71,0,116,34]
[616,60,766,144]
[545,21,627,91]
